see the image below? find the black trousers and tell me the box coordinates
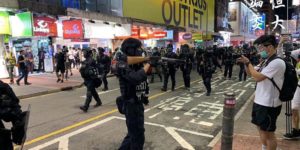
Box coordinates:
[38,59,44,72]
[17,68,28,83]
[239,64,247,81]
[83,80,101,109]
[119,102,145,150]
[224,64,233,78]
[202,75,211,94]
[163,70,176,89]
[151,66,162,82]
[182,68,191,88]
[102,72,108,89]
[0,120,13,150]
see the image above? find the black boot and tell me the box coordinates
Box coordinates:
[80,106,88,112]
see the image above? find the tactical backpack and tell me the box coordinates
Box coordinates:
[80,61,102,88]
[265,56,298,102]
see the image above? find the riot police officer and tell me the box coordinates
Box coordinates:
[79,49,102,112]
[199,48,214,96]
[161,44,178,91]
[179,44,194,90]
[116,38,150,150]
[97,47,111,91]
[150,47,162,83]
[223,47,234,79]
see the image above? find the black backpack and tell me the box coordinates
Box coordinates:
[265,55,298,102]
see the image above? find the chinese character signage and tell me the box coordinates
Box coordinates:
[0,11,11,35]
[62,19,83,39]
[10,12,33,37]
[251,14,265,31]
[34,16,57,37]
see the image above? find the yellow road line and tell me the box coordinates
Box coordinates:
[22,79,201,147]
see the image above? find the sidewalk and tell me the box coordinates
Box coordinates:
[212,96,300,150]
[1,70,84,99]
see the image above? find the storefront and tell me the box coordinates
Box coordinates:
[0,11,12,78]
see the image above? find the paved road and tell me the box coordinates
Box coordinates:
[16,70,255,150]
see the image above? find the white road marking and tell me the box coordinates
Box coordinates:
[236,90,246,101]
[58,138,69,150]
[166,127,195,150]
[29,116,115,150]
[81,88,119,98]
[173,116,180,120]
[244,82,252,88]
[189,119,213,127]
[31,116,214,150]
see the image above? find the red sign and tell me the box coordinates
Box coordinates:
[153,31,167,38]
[33,16,57,37]
[131,28,140,38]
[63,20,84,39]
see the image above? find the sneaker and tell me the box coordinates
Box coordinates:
[16,81,20,86]
[80,106,88,112]
[25,82,31,85]
[56,78,61,83]
[283,128,300,140]
[102,87,108,91]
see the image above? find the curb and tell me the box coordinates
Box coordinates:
[18,83,84,100]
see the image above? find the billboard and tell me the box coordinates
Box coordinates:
[62,19,84,39]
[0,11,11,35]
[10,12,33,37]
[123,0,215,32]
[34,16,57,37]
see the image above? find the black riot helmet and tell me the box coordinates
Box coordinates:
[82,48,92,59]
[166,44,173,52]
[181,44,190,54]
[121,38,142,56]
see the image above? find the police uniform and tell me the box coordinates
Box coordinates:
[150,50,162,83]
[97,48,111,91]
[80,51,102,112]
[179,46,194,89]
[162,49,178,91]
[199,51,214,96]
[117,38,149,150]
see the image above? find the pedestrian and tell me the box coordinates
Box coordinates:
[79,48,102,112]
[283,54,300,139]
[161,44,178,91]
[25,49,34,74]
[238,35,285,150]
[16,50,31,86]
[54,48,66,83]
[97,47,111,91]
[64,49,72,80]
[4,46,16,84]
[37,47,45,73]
[179,44,193,90]
[74,48,80,69]
[116,38,150,150]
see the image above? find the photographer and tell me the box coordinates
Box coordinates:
[116,38,150,150]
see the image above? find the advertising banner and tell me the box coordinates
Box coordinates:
[0,11,11,35]
[63,19,84,39]
[123,0,215,32]
[84,21,114,39]
[34,16,58,37]
[10,12,33,37]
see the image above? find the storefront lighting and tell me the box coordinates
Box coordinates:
[103,21,110,25]
[116,23,122,27]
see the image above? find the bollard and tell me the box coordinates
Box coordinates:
[221,92,236,150]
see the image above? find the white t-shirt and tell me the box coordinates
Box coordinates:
[255,58,285,107]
